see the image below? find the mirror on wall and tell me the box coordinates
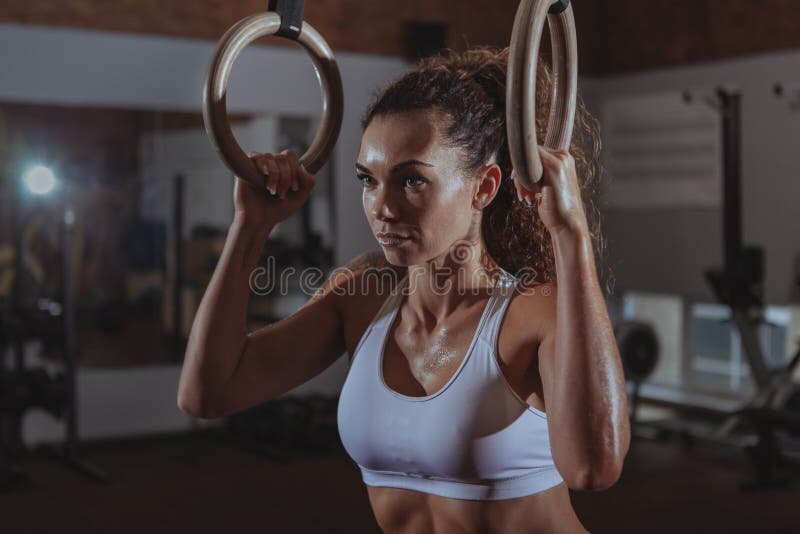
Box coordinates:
[0,101,335,368]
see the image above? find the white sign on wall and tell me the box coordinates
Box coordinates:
[601,90,722,210]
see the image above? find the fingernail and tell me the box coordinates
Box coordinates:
[269,187,276,195]
[292,183,299,191]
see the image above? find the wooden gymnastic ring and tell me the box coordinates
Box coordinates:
[202,12,343,188]
[506,0,578,190]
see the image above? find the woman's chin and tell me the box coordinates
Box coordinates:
[381,247,416,266]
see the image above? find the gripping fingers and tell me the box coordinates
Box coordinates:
[264,156,280,195]
[249,153,274,193]
[274,153,294,200]
[282,149,301,193]
[248,151,305,199]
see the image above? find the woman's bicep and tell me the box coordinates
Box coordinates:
[210,289,346,417]
[207,249,388,417]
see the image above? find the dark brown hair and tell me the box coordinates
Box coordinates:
[361,47,610,291]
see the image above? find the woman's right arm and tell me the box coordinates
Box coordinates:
[177,148,341,418]
[176,212,275,418]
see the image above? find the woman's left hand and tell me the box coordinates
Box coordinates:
[513,146,589,236]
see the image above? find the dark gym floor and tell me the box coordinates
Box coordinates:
[2,429,799,534]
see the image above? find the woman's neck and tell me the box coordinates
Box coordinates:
[403,246,501,321]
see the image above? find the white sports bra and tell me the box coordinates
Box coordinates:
[336,268,563,500]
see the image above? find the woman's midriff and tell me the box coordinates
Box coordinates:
[366,482,587,533]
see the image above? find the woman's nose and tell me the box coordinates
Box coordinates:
[370,187,400,220]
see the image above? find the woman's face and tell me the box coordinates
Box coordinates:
[356,110,499,267]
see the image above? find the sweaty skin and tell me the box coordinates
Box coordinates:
[341,109,627,533]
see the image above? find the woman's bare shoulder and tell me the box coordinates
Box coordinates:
[314,250,406,313]
[328,251,406,355]
[505,278,558,344]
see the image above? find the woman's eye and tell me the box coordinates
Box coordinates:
[356,174,425,189]
[404,175,426,188]
[356,174,373,186]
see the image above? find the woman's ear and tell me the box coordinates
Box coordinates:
[472,163,503,209]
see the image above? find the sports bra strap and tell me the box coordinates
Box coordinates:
[479,269,518,347]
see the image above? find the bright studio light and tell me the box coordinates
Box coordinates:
[22,165,57,195]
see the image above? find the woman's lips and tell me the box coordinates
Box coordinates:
[376,234,411,247]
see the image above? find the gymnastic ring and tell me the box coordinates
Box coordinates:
[506,0,577,190]
[202,12,343,188]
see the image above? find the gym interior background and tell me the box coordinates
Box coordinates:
[1,1,799,532]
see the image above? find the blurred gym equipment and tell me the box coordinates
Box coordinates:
[703,89,800,489]
[0,186,108,491]
[629,88,800,490]
[615,320,660,425]
[227,394,340,463]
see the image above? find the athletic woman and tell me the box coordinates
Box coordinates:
[179,47,630,533]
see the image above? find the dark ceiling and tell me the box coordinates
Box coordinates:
[1,1,798,75]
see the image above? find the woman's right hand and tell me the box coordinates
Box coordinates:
[234,148,317,228]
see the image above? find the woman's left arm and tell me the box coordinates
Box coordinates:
[515,148,631,491]
[541,227,630,491]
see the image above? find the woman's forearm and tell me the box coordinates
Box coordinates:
[177,213,274,416]
[548,228,630,489]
